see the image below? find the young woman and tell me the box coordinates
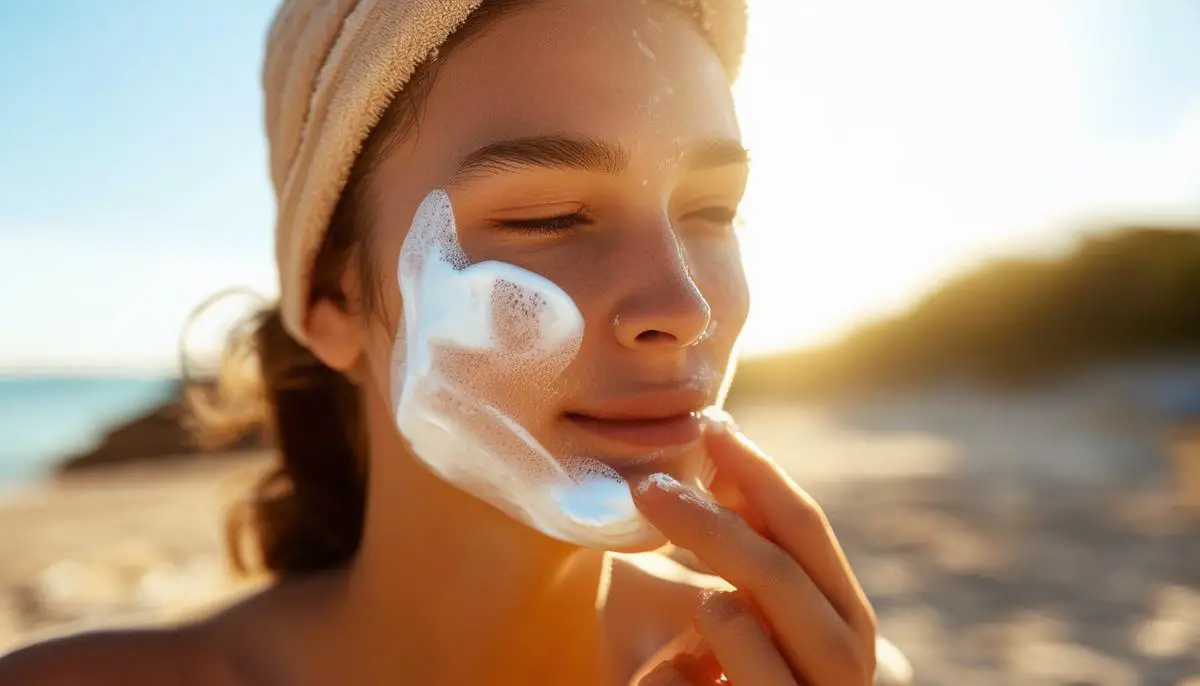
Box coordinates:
[1,1,910,683]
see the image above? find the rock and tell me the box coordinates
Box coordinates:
[54,383,269,474]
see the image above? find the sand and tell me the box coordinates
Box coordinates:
[0,453,272,648]
[2,385,1199,684]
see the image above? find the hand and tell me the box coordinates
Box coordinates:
[633,421,878,685]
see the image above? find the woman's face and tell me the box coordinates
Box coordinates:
[358,0,748,490]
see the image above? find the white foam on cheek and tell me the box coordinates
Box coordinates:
[390,189,658,548]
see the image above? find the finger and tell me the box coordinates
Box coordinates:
[634,474,866,684]
[707,470,766,536]
[639,651,716,686]
[706,424,878,644]
[695,590,796,686]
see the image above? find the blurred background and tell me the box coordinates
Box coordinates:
[2,1,1199,683]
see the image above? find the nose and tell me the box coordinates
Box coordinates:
[612,233,712,351]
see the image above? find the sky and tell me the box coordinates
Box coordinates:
[1,1,1198,373]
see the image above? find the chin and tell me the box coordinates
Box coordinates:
[548,426,709,478]
[611,442,713,492]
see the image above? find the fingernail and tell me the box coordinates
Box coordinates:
[700,406,738,435]
[637,473,721,513]
[636,472,682,495]
[698,589,743,620]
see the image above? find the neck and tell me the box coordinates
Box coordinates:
[333,398,615,684]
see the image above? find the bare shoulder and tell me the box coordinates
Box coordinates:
[0,569,349,686]
[0,623,237,686]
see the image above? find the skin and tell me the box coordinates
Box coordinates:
[0,1,878,684]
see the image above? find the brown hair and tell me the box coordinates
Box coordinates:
[194,0,530,577]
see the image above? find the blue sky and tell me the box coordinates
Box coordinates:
[1,1,1199,372]
[1,2,280,371]
[1,3,276,251]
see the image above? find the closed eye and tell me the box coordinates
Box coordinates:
[684,206,739,226]
[492,209,592,233]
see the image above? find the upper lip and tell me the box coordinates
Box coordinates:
[566,386,711,422]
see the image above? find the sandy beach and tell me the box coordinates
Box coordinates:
[3,382,1200,684]
[0,453,272,647]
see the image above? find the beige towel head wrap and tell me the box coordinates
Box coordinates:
[263,0,748,344]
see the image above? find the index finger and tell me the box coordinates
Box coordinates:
[704,417,877,640]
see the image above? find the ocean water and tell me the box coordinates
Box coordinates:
[0,376,179,488]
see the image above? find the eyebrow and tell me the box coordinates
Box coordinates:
[448,134,748,186]
[683,138,752,170]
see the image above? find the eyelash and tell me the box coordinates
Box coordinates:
[492,206,739,233]
[686,206,738,226]
[494,210,592,233]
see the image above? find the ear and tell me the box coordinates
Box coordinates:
[305,266,367,373]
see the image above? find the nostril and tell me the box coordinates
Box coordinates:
[634,329,677,344]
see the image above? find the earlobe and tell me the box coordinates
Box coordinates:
[306,297,366,372]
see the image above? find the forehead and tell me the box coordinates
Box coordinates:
[405,0,739,176]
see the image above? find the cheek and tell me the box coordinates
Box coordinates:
[362,260,406,406]
[693,238,750,335]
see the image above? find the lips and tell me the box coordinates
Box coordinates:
[565,387,709,451]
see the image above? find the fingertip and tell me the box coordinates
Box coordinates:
[638,661,689,686]
[701,413,750,457]
[632,472,683,503]
[691,643,723,682]
[676,634,722,683]
[697,587,742,619]
[630,473,688,518]
[700,406,738,433]
[698,587,768,629]
[703,421,784,483]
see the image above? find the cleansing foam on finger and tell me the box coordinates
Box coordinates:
[390,189,709,549]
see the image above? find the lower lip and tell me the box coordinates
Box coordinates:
[565,413,703,450]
